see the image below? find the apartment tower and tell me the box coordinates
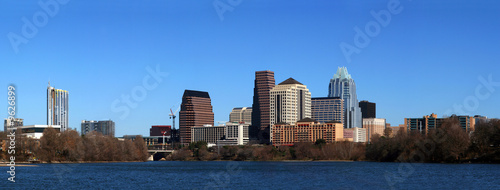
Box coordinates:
[47,83,69,132]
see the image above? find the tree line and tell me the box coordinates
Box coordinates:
[1,128,149,162]
[366,118,500,163]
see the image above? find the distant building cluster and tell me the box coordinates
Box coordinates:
[2,68,496,150]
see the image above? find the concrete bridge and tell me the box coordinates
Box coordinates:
[147,150,175,161]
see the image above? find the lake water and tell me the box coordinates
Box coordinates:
[2,161,499,189]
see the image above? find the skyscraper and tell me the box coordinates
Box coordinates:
[47,83,69,132]
[179,90,214,144]
[251,70,275,142]
[328,67,362,128]
[359,100,376,118]
[270,78,311,126]
[311,97,344,124]
[229,107,252,124]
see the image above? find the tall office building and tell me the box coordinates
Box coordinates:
[311,97,344,124]
[328,67,362,128]
[4,118,23,132]
[81,120,115,137]
[47,83,69,132]
[229,107,252,124]
[179,90,214,144]
[359,100,376,118]
[270,78,311,127]
[251,70,275,141]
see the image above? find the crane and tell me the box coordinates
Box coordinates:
[169,103,181,130]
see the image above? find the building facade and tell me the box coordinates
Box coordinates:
[4,118,23,132]
[404,113,475,135]
[14,125,61,139]
[311,97,344,125]
[270,78,311,126]
[359,100,376,118]
[47,83,69,132]
[362,118,386,142]
[81,120,115,137]
[218,122,250,146]
[251,70,275,142]
[271,118,344,146]
[191,125,225,144]
[179,90,215,144]
[229,107,252,124]
[328,67,362,129]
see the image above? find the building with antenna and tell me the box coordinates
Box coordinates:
[47,82,69,132]
[328,67,362,128]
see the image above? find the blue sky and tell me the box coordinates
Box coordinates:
[2,0,499,137]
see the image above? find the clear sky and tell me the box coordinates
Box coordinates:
[2,0,499,137]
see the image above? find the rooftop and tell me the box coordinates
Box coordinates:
[278,77,303,85]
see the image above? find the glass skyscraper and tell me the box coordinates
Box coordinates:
[47,83,69,132]
[328,67,362,128]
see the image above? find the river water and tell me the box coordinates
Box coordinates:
[2,161,499,189]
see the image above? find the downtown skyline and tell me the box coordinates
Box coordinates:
[2,1,499,137]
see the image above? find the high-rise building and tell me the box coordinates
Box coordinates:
[47,83,69,132]
[328,67,362,128]
[271,118,344,146]
[359,100,376,118]
[251,70,275,142]
[363,118,386,142]
[404,113,475,135]
[311,97,344,124]
[81,120,115,137]
[229,107,252,124]
[4,118,23,132]
[270,78,311,126]
[179,90,214,144]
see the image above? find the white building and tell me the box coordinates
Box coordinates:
[270,78,311,139]
[353,127,367,143]
[218,122,250,146]
[47,83,69,132]
[4,118,23,132]
[14,125,61,139]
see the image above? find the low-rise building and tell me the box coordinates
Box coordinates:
[191,125,225,144]
[13,125,61,139]
[404,113,475,135]
[271,118,344,146]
